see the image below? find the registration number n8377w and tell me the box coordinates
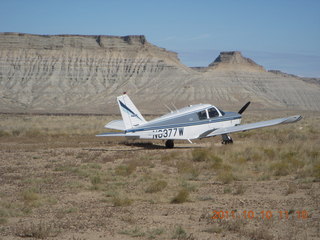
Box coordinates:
[152,128,184,139]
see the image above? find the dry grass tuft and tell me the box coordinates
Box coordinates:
[145,180,167,193]
[233,184,246,195]
[112,196,133,207]
[15,221,59,239]
[217,169,235,184]
[115,164,136,176]
[172,225,188,239]
[203,224,222,234]
[119,227,145,237]
[285,182,297,195]
[171,189,189,204]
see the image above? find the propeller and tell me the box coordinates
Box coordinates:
[238,101,251,114]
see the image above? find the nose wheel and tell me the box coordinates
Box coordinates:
[165,140,174,148]
[221,134,233,144]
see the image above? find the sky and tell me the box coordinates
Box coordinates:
[1,0,319,77]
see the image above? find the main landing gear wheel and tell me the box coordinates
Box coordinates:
[221,134,233,144]
[165,140,174,148]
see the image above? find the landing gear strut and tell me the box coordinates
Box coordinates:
[221,134,233,144]
[165,140,174,148]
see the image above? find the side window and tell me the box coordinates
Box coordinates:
[197,110,207,120]
[208,107,219,118]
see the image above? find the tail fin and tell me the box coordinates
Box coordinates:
[117,94,147,129]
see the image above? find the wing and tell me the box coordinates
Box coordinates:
[202,115,302,138]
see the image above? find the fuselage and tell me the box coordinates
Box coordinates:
[124,104,242,140]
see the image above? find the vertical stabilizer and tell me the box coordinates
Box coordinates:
[117,94,147,130]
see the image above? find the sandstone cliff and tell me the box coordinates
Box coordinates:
[0,33,319,114]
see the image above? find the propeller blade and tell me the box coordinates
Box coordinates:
[238,101,251,114]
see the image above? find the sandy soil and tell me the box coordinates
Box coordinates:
[0,114,319,239]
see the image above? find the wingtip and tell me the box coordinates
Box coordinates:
[283,115,303,124]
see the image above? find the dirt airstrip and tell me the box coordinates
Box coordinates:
[0,113,319,239]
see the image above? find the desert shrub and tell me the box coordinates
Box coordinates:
[147,228,164,238]
[90,175,101,185]
[25,129,42,137]
[115,164,136,176]
[285,182,297,195]
[0,217,7,224]
[247,227,273,240]
[0,130,10,137]
[112,196,133,207]
[145,180,167,193]
[172,225,187,239]
[306,150,319,160]
[12,129,22,136]
[180,181,197,192]
[176,161,200,179]
[234,157,247,164]
[224,218,245,232]
[207,155,223,169]
[15,221,58,239]
[63,207,78,214]
[223,186,232,194]
[203,224,222,234]
[217,170,235,184]
[90,175,102,190]
[270,153,305,176]
[119,227,145,237]
[22,189,39,203]
[161,152,180,165]
[263,148,276,159]
[171,189,189,204]
[312,163,320,179]
[270,162,289,176]
[234,184,246,195]
[192,149,211,162]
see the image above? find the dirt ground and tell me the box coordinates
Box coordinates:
[0,113,319,240]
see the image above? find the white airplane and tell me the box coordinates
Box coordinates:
[96,94,302,148]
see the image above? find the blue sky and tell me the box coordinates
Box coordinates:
[1,0,319,77]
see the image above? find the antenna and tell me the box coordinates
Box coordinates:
[164,104,173,112]
[171,102,178,111]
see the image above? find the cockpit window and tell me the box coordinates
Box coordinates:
[208,107,219,118]
[197,110,207,120]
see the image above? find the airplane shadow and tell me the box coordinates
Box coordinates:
[84,141,203,152]
[121,141,204,150]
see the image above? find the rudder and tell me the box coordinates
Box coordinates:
[117,94,146,129]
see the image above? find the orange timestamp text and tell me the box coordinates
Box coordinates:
[212,210,308,220]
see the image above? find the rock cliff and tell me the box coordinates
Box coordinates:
[0,33,319,114]
[208,51,265,72]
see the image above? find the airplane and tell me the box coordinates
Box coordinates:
[96,93,302,148]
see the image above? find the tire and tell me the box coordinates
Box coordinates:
[165,140,174,148]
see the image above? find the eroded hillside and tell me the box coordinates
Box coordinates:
[0,33,319,114]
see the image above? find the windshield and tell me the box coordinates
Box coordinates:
[208,107,219,118]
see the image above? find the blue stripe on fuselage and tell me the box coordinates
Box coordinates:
[126,115,241,133]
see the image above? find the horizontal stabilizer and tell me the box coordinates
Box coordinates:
[96,132,140,139]
[104,120,125,130]
[202,115,302,138]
